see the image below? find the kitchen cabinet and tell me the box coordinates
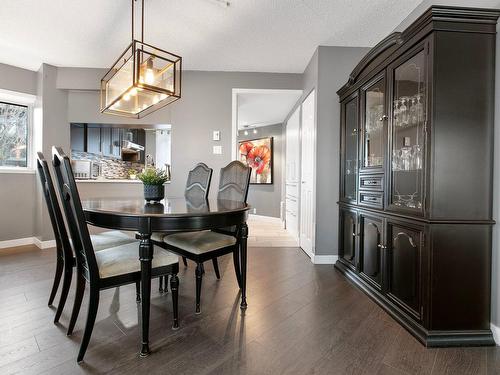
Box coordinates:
[335,6,498,347]
[71,123,85,152]
[86,125,101,155]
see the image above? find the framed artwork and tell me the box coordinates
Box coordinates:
[238,137,273,184]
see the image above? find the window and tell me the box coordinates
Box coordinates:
[0,89,35,172]
[0,101,29,168]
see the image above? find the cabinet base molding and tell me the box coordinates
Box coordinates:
[334,260,495,348]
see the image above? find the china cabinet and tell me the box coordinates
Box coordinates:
[336,6,499,347]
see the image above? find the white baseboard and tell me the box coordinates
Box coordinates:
[33,237,57,249]
[491,323,500,345]
[311,255,338,265]
[0,237,56,250]
[0,237,34,249]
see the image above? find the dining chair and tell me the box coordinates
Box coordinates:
[52,146,180,363]
[155,161,251,314]
[36,152,136,326]
[154,162,214,292]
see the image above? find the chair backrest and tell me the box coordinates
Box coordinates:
[36,152,72,262]
[184,163,213,200]
[217,161,251,203]
[52,146,98,282]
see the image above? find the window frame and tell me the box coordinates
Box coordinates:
[0,89,36,174]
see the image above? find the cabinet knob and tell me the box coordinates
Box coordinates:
[379,115,388,121]
[377,244,387,249]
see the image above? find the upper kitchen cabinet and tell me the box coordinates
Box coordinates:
[336,6,499,347]
[86,124,101,155]
[70,123,85,152]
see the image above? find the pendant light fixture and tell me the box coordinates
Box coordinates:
[100,0,182,118]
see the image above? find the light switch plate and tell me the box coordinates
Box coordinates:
[213,145,222,155]
[213,130,221,141]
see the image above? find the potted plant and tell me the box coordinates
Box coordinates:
[137,167,169,203]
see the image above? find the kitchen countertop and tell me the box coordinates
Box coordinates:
[76,179,171,184]
[76,179,142,183]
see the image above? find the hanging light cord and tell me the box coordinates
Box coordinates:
[131,0,145,43]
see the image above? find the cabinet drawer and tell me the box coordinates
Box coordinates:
[359,175,384,191]
[285,182,299,198]
[286,195,298,213]
[359,191,383,209]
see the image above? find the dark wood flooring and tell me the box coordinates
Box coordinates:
[0,244,499,374]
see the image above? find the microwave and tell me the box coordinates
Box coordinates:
[71,160,101,180]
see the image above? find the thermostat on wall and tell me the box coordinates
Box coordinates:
[213,130,221,141]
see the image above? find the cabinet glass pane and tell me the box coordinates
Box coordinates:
[344,97,358,201]
[391,50,426,210]
[363,79,385,168]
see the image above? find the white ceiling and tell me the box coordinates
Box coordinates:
[0,0,422,73]
[237,90,302,129]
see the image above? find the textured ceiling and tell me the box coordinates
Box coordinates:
[237,90,302,129]
[0,0,422,72]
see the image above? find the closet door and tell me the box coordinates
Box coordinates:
[285,106,300,240]
[299,90,316,255]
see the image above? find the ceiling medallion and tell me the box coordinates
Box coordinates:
[100,0,182,118]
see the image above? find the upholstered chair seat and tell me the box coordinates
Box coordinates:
[151,232,166,242]
[90,231,135,251]
[164,231,236,255]
[96,243,178,279]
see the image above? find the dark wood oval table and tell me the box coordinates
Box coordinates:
[82,196,250,357]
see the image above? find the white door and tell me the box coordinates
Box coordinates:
[300,90,316,255]
[285,106,300,241]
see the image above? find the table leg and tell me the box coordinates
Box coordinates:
[240,223,248,309]
[139,233,153,357]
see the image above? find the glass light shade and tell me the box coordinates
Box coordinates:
[101,40,181,118]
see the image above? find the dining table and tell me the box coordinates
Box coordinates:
[81,196,250,357]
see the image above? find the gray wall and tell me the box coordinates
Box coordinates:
[283,46,369,256]
[0,63,37,241]
[237,123,284,218]
[315,46,369,255]
[0,66,301,242]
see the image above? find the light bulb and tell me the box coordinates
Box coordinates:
[253,128,258,134]
[244,130,248,136]
[145,69,155,85]
[123,93,130,101]
[130,88,138,96]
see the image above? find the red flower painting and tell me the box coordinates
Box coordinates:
[238,137,273,184]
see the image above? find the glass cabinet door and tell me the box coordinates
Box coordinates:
[361,75,386,171]
[389,49,426,213]
[341,94,359,202]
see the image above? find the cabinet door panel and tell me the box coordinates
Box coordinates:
[339,209,357,270]
[340,94,359,203]
[360,73,386,172]
[359,214,383,289]
[386,221,423,320]
[87,125,101,154]
[111,128,122,158]
[388,45,428,215]
[101,128,112,156]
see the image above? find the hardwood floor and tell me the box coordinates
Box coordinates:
[0,243,499,374]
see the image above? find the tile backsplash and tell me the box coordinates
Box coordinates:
[72,151,144,179]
